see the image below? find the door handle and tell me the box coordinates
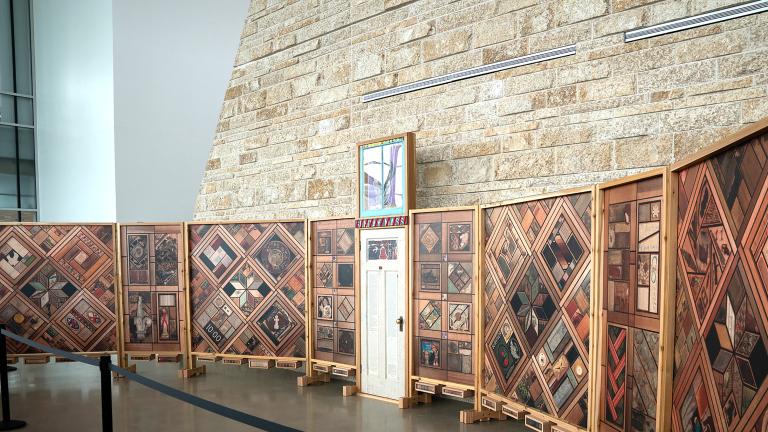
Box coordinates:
[395,316,403,332]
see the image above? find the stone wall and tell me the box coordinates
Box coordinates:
[195,0,768,220]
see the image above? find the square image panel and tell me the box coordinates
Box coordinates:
[420,263,441,292]
[448,223,471,252]
[448,303,471,333]
[420,338,441,369]
[337,329,355,355]
[316,230,333,255]
[337,263,354,288]
[317,295,333,320]
[447,340,472,374]
[447,262,472,293]
[317,326,334,353]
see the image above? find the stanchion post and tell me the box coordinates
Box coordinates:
[99,356,113,432]
[0,325,25,430]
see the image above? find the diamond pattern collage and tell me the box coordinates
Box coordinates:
[120,224,185,354]
[600,176,663,432]
[484,192,592,427]
[672,132,768,432]
[188,222,306,359]
[0,225,117,354]
[413,210,475,386]
[311,219,356,366]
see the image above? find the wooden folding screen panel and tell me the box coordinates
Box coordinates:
[0,224,118,355]
[671,121,768,431]
[597,170,674,432]
[482,189,594,429]
[119,224,185,361]
[411,208,476,395]
[187,221,306,361]
[309,218,358,375]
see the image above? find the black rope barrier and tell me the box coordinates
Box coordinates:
[0,327,303,432]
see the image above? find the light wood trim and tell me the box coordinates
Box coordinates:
[114,223,127,368]
[304,219,312,377]
[404,224,412,398]
[192,352,306,361]
[411,376,475,391]
[596,167,665,191]
[474,204,484,411]
[670,116,768,171]
[480,185,594,209]
[355,132,416,220]
[182,222,195,371]
[0,222,115,226]
[588,186,603,432]
[656,168,677,432]
[355,223,362,388]
[116,222,185,226]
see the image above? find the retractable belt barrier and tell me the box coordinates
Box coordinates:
[0,325,303,432]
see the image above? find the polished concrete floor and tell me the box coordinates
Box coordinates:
[6,360,527,431]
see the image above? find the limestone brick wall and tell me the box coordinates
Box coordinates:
[195,0,768,220]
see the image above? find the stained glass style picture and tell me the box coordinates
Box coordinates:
[358,134,413,219]
[413,209,475,386]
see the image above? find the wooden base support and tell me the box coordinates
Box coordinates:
[129,354,156,361]
[297,373,330,387]
[459,408,507,424]
[112,363,137,379]
[157,354,182,363]
[248,359,275,369]
[23,355,50,365]
[276,360,302,369]
[398,392,432,409]
[178,365,206,378]
[342,385,358,397]
[54,356,74,363]
[196,355,218,363]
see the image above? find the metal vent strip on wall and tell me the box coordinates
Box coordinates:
[625,0,768,42]
[361,44,576,103]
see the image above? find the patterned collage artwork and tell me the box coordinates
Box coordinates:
[672,133,768,432]
[312,218,356,366]
[0,224,117,354]
[188,222,306,358]
[600,176,663,432]
[121,225,185,354]
[414,210,475,386]
[483,193,592,427]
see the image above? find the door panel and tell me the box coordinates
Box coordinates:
[360,228,406,400]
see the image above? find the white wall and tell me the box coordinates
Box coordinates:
[112,0,249,222]
[34,0,117,222]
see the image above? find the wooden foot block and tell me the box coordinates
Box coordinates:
[276,360,302,369]
[157,354,182,363]
[24,355,50,365]
[297,373,330,387]
[222,357,246,366]
[129,354,156,361]
[398,393,432,409]
[342,385,358,397]
[178,365,206,378]
[248,359,275,369]
[112,363,137,379]
[459,409,507,424]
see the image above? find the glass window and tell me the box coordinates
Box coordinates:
[0,0,36,221]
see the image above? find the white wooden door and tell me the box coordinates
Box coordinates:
[360,228,406,400]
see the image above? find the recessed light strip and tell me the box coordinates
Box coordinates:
[361,44,577,103]
[625,0,768,42]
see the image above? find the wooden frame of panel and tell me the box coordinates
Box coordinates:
[304,216,359,393]
[117,222,187,369]
[0,222,120,362]
[355,132,416,220]
[184,220,308,368]
[473,186,596,431]
[668,117,768,432]
[356,221,411,402]
[591,168,673,432]
[408,206,479,404]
